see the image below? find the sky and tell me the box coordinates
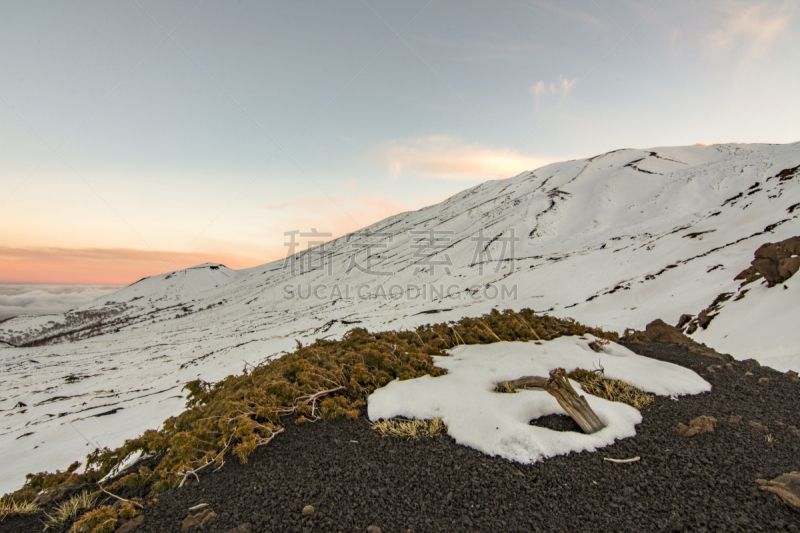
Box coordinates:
[1,0,799,291]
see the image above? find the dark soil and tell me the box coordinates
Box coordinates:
[4,339,800,533]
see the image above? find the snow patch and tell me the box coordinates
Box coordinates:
[368,338,709,463]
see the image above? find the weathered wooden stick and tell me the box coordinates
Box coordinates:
[499,376,549,390]
[544,368,605,434]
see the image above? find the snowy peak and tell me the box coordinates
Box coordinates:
[103,263,239,305]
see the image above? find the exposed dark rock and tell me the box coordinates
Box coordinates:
[115,514,144,533]
[736,236,800,287]
[683,292,734,333]
[676,314,693,330]
[629,319,731,360]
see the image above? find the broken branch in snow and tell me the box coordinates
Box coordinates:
[545,368,605,434]
[499,368,606,434]
[498,376,549,390]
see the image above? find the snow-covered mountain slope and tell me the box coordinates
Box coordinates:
[1,141,799,493]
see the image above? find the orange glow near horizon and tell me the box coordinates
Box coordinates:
[0,191,453,286]
[0,246,276,285]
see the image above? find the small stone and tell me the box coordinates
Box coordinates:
[302,504,314,516]
[789,425,800,436]
[743,358,761,367]
[785,370,799,381]
[367,526,383,533]
[115,515,144,533]
[728,415,742,424]
[757,471,800,513]
[759,377,770,384]
[181,515,200,530]
[707,366,716,373]
[723,363,733,370]
[673,416,717,437]
[748,421,770,434]
[745,371,754,376]
[182,508,217,530]
[776,421,785,427]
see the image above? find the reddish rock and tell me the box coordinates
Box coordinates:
[757,472,800,512]
[115,515,144,533]
[673,416,717,437]
[181,508,217,530]
[748,421,770,434]
[736,236,800,287]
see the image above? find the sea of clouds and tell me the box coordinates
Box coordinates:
[0,284,119,321]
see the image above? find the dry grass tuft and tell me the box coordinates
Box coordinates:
[568,369,654,410]
[0,499,40,519]
[371,418,446,439]
[43,491,97,529]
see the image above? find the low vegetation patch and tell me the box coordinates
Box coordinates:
[71,501,139,533]
[4,309,618,516]
[371,418,446,439]
[0,498,40,519]
[567,368,654,410]
[43,490,97,529]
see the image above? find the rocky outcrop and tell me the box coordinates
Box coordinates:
[757,472,800,513]
[625,319,732,360]
[677,235,800,339]
[681,292,734,334]
[735,236,800,287]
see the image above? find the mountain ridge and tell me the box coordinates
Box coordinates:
[1,140,799,493]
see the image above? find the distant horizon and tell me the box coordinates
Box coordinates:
[4,139,800,287]
[2,0,798,286]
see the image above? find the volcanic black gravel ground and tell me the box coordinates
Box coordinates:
[4,339,800,532]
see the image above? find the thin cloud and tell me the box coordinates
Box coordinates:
[702,0,792,68]
[375,135,551,181]
[0,284,119,321]
[530,75,578,99]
